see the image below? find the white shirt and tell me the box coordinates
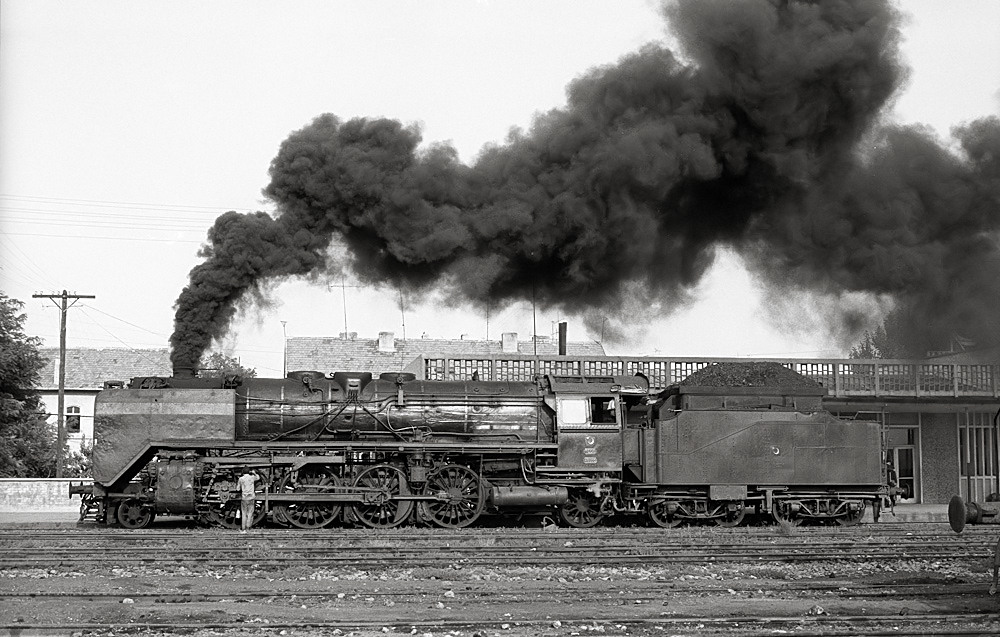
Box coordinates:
[237,473,256,499]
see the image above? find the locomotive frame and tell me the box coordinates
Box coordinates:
[73,368,892,530]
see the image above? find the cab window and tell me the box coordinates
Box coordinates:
[556,396,617,429]
[557,397,589,427]
[591,397,616,424]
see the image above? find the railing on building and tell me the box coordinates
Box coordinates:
[418,355,1000,398]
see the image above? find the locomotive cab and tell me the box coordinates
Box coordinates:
[540,374,652,475]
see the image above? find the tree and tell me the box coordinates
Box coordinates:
[0,292,56,477]
[849,308,918,359]
[64,441,93,478]
[198,352,257,379]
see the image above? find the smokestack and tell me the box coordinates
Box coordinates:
[501,332,518,354]
[558,322,567,355]
[173,366,196,379]
[378,331,395,353]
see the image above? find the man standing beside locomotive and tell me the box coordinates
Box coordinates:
[237,469,260,532]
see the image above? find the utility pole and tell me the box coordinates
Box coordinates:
[33,290,94,478]
[280,320,287,378]
[328,277,362,337]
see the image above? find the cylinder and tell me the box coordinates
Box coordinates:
[491,485,569,507]
[948,494,1000,533]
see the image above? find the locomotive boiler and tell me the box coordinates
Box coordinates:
[74,363,891,530]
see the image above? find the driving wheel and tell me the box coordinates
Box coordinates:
[350,464,413,528]
[419,464,485,528]
[275,468,342,529]
[205,479,265,529]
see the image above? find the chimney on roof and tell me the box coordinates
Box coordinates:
[501,332,518,354]
[378,331,395,353]
[558,321,567,355]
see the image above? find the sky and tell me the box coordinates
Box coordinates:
[1,0,999,377]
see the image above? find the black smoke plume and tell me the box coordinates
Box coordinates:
[171,0,1000,370]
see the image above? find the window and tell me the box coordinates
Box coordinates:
[556,396,618,430]
[590,397,616,424]
[557,398,589,427]
[66,406,81,434]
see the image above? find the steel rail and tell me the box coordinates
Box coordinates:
[0,613,997,636]
[0,550,990,568]
[0,581,990,600]
[0,522,984,536]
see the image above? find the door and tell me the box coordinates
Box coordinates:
[891,446,917,503]
[887,426,918,503]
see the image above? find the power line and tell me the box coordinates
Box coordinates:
[78,304,167,337]
[0,234,61,288]
[77,307,173,368]
[0,230,205,244]
[0,193,262,213]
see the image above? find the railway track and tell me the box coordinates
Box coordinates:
[1,615,999,637]
[1,524,994,567]
[2,523,997,636]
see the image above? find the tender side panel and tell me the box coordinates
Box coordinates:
[92,389,235,486]
[652,411,882,486]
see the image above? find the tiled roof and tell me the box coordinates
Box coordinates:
[37,348,172,389]
[286,334,607,375]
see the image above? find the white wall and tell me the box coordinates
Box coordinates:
[37,391,97,455]
[0,478,92,512]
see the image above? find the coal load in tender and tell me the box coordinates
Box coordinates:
[679,362,820,388]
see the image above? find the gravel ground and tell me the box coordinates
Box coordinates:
[2,524,999,636]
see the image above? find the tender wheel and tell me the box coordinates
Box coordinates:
[351,464,413,528]
[275,468,342,529]
[714,501,746,527]
[648,499,683,528]
[419,464,485,528]
[836,501,865,527]
[560,489,604,528]
[116,499,154,529]
[772,500,803,527]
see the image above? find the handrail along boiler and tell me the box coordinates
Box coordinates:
[72,365,891,529]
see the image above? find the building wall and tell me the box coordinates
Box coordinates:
[37,391,97,456]
[920,412,960,504]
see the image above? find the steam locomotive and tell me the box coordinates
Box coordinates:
[73,366,891,529]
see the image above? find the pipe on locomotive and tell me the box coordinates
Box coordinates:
[948,494,1000,533]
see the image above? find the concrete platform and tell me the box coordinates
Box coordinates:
[0,510,81,528]
[877,504,948,523]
